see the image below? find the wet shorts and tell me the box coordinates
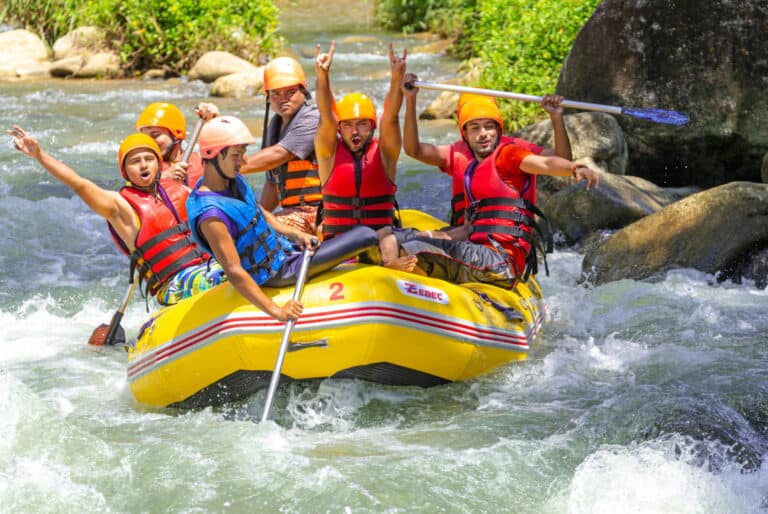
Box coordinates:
[275,205,318,236]
[155,260,227,306]
[398,231,515,287]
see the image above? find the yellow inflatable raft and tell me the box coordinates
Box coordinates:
[126,210,546,408]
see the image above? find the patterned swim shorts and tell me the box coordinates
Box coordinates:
[155,260,227,306]
[275,205,318,236]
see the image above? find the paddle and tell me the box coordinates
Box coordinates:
[260,242,316,422]
[88,115,206,347]
[408,81,690,126]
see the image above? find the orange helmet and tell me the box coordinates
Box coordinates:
[335,93,377,129]
[458,97,504,134]
[118,133,162,179]
[263,57,306,91]
[135,102,186,140]
[456,93,497,117]
[198,116,256,159]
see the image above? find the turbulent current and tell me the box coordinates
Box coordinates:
[1,20,766,514]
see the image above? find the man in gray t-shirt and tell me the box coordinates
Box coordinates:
[242,57,322,235]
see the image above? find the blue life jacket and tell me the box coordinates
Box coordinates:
[187,174,291,285]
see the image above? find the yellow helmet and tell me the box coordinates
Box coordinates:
[118,133,162,179]
[458,97,503,134]
[135,102,186,140]
[456,93,497,117]
[335,93,377,129]
[263,57,306,91]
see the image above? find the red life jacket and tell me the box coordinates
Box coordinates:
[161,152,204,187]
[465,141,549,281]
[270,158,323,208]
[109,179,208,295]
[443,136,543,226]
[322,138,397,238]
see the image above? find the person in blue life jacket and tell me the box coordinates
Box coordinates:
[186,116,381,321]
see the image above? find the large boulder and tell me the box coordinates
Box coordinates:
[541,164,680,243]
[514,112,628,175]
[0,29,49,78]
[52,26,107,60]
[581,182,768,284]
[557,0,768,188]
[210,69,265,98]
[188,51,261,83]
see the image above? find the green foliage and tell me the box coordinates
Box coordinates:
[469,0,600,129]
[374,0,473,37]
[0,0,279,73]
[374,0,599,129]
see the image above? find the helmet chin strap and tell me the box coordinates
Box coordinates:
[211,151,239,196]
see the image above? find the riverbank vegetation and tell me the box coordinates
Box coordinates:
[375,0,600,129]
[0,0,279,72]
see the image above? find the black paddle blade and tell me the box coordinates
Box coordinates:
[623,107,690,126]
[88,323,126,346]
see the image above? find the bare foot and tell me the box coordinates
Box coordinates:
[382,254,419,272]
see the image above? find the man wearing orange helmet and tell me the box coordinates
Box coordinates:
[314,41,417,271]
[394,78,599,286]
[241,56,321,236]
[401,76,574,230]
[187,116,379,321]
[135,101,219,187]
[7,126,224,307]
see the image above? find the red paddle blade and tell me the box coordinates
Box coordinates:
[87,323,126,346]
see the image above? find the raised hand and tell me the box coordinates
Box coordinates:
[162,161,189,182]
[195,102,219,121]
[401,72,419,99]
[7,125,42,160]
[315,40,336,77]
[541,94,565,118]
[388,43,407,83]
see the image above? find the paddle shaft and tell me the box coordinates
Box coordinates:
[182,116,204,163]
[103,279,138,345]
[412,81,624,115]
[260,246,314,422]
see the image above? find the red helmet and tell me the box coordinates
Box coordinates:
[198,116,256,159]
[118,133,162,179]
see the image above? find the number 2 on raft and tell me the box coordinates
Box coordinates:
[329,282,345,301]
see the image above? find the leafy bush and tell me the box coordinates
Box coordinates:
[374,0,599,129]
[469,0,600,129]
[0,0,279,73]
[374,0,473,38]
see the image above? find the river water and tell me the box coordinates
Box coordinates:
[1,5,767,513]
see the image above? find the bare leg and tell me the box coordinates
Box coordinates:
[377,227,418,272]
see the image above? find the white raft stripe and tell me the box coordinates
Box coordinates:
[127,301,539,382]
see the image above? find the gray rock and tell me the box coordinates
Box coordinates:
[52,27,107,60]
[557,0,768,188]
[540,161,678,243]
[0,29,49,78]
[210,69,265,98]
[581,182,768,284]
[188,51,260,83]
[515,112,628,175]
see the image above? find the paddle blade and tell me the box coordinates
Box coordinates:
[88,323,126,347]
[623,107,690,125]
